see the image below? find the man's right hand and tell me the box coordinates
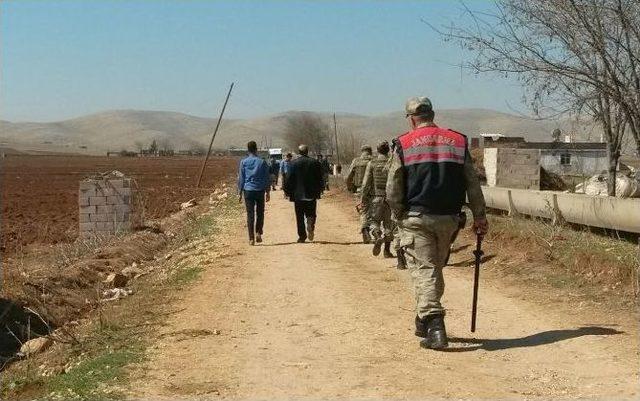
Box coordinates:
[472,217,489,237]
[238,193,243,203]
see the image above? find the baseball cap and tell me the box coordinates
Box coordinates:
[405,96,433,116]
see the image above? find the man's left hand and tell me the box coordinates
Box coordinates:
[472,217,489,237]
[265,192,271,202]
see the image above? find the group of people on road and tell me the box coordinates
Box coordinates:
[237,96,489,350]
[238,143,327,245]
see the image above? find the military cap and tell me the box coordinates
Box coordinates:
[405,96,433,116]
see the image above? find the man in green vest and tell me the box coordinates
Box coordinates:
[360,141,395,259]
[346,145,373,243]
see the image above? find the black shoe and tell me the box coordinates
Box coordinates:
[361,228,371,244]
[415,315,427,337]
[419,314,448,350]
[383,241,393,258]
[256,234,262,243]
[397,249,407,270]
[297,237,306,243]
[307,229,314,242]
[372,238,383,256]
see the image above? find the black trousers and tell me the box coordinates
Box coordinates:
[244,190,265,240]
[294,200,317,240]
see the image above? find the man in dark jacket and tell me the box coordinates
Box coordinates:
[284,144,324,243]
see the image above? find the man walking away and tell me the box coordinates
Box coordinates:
[238,141,271,245]
[361,141,394,259]
[318,154,331,191]
[268,155,280,190]
[280,153,293,192]
[345,145,373,243]
[387,97,488,350]
[284,145,324,243]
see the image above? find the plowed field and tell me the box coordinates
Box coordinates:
[0,155,237,255]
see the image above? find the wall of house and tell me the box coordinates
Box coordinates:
[484,148,541,190]
[540,150,608,176]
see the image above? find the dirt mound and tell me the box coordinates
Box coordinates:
[540,167,568,191]
[9,230,167,328]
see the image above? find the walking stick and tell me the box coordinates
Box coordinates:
[471,233,484,332]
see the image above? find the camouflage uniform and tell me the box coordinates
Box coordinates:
[345,151,373,230]
[387,101,486,320]
[360,153,394,243]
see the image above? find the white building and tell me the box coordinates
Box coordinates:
[482,136,608,177]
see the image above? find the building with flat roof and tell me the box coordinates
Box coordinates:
[483,136,607,177]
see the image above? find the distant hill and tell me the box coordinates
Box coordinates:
[0,108,599,154]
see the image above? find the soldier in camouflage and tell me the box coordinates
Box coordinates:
[360,141,395,258]
[389,139,408,270]
[345,145,373,243]
[386,96,488,350]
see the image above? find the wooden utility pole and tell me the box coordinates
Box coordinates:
[196,82,234,188]
[333,112,340,165]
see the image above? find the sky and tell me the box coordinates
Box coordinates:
[0,0,527,122]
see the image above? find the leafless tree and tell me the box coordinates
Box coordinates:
[283,113,332,156]
[134,141,144,152]
[156,136,174,153]
[429,0,640,195]
[338,131,365,164]
[148,139,158,155]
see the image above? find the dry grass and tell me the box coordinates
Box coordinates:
[480,213,639,305]
[1,188,241,401]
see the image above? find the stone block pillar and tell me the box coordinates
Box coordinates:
[79,175,136,238]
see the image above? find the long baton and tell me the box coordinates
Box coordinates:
[471,234,484,332]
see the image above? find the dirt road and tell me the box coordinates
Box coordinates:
[130,191,639,399]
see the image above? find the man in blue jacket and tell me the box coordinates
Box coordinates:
[268,155,281,190]
[238,141,271,245]
[280,153,293,192]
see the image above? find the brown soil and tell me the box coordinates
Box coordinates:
[0,155,235,366]
[0,155,237,255]
[127,190,639,399]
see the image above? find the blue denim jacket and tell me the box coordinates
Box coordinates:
[238,154,270,192]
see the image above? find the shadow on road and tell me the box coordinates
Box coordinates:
[261,240,363,247]
[447,254,496,268]
[451,244,471,253]
[444,326,623,352]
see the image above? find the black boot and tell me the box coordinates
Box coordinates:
[415,315,427,337]
[419,314,448,350]
[396,248,407,270]
[383,241,393,258]
[372,234,383,256]
[361,228,371,244]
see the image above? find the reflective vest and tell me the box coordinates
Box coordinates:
[396,125,468,215]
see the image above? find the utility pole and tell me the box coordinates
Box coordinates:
[196,82,234,188]
[333,112,340,166]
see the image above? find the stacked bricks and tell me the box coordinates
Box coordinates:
[484,148,541,190]
[79,176,134,238]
